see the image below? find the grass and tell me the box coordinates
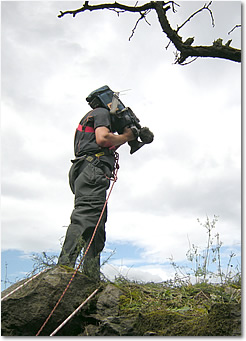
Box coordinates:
[114,276,241,316]
[111,276,241,336]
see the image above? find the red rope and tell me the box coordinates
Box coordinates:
[36,153,119,336]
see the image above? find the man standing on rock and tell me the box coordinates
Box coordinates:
[57,86,135,282]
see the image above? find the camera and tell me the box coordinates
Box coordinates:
[86,85,154,154]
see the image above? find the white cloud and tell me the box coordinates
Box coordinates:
[106,211,239,264]
[102,263,167,283]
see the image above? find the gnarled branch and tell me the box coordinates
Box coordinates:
[153,1,240,64]
[58,1,241,64]
[58,1,158,18]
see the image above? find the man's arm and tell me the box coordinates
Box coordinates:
[95,126,135,148]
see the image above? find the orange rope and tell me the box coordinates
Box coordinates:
[36,153,119,336]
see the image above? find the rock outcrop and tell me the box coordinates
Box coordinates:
[1,266,99,336]
[1,266,136,336]
[1,266,241,336]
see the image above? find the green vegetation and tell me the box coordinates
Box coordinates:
[111,216,241,336]
[115,277,241,315]
[113,278,241,335]
[169,215,241,285]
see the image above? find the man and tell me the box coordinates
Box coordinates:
[57,93,135,281]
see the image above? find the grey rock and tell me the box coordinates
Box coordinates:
[1,266,98,336]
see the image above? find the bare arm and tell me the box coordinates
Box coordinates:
[95,126,135,148]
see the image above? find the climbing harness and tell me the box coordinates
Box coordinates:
[36,153,120,336]
[49,288,99,336]
[1,268,49,302]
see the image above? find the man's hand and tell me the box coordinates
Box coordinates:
[122,127,135,142]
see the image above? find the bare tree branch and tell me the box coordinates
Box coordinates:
[58,1,158,18]
[228,24,241,35]
[176,1,215,33]
[58,1,241,64]
[153,1,240,63]
[129,9,151,41]
[178,57,198,66]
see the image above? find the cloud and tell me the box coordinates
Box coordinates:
[101,263,165,283]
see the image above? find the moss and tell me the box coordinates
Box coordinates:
[119,288,145,314]
[58,265,77,273]
[108,279,241,336]
[134,303,241,336]
[202,303,241,336]
[135,309,205,336]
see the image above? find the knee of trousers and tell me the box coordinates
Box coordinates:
[70,203,107,226]
[61,224,86,251]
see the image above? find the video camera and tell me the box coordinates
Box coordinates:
[86,85,154,154]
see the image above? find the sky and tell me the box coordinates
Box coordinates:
[1,1,241,289]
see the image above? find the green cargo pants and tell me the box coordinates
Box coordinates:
[58,158,111,281]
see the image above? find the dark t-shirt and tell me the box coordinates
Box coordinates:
[74,107,115,170]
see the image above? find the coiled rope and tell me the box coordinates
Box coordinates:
[36,153,119,336]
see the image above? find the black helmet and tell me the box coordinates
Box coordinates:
[86,85,125,112]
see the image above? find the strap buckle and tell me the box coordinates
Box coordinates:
[85,155,94,162]
[95,152,105,158]
[86,155,101,167]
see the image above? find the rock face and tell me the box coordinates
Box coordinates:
[1,266,241,336]
[1,266,99,336]
[1,266,135,336]
[79,283,136,336]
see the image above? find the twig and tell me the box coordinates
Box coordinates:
[165,1,180,13]
[165,40,171,50]
[177,1,215,33]
[179,57,198,65]
[129,10,151,41]
[228,24,241,35]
